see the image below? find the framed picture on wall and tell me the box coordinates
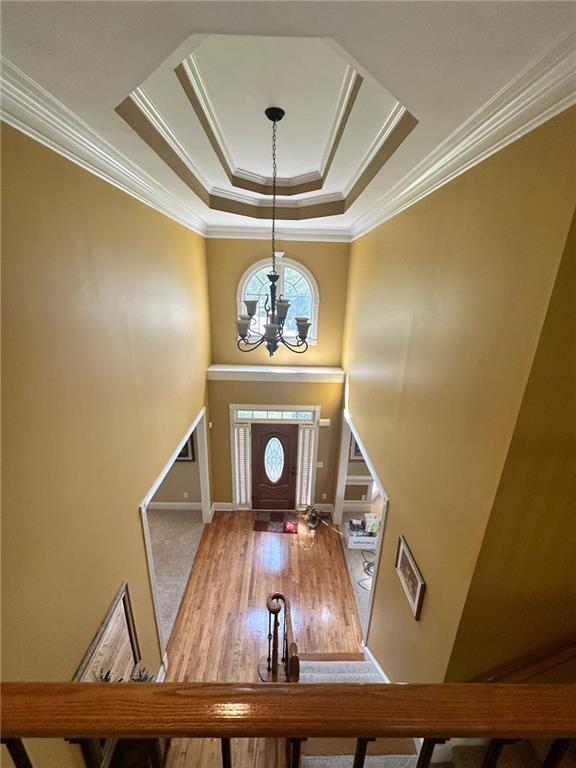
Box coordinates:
[395,536,426,620]
[176,434,195,462]
[349,436,363,461]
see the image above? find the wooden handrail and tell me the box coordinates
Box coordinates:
[2,682,576,739]
[474,636,576,683]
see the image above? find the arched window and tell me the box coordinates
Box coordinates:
[237,255,320,344]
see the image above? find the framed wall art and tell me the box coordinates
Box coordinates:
[395,536,426,620]
[176,433,195,462]
[349,436,363,461]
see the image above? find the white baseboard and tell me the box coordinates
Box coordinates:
[343,501,373,513]
[211,502,236,512]
[313,502,334,514]
[147,501,202,511]
[363,645,391,683]
[156,652,169,682]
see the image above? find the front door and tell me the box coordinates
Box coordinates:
[251,424,298,510]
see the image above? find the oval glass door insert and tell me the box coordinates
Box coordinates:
[264,437,285,483]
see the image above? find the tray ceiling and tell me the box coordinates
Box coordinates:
[115,34,417,219]
[1,2,574,239]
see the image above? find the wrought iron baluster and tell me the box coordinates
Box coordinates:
[267,610,272,673]
[542,739,571,768]
[288,738,305,768]
[1,739,34,768]
[353,737,375,768]
[480,739,517,768]
[281,603,287,664]
[416,738,447,768]
[221,737,232,768]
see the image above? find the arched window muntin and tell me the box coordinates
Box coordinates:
[237,254,320,344]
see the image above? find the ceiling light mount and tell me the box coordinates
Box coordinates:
[264,106,286,123]
[236,106,310,357]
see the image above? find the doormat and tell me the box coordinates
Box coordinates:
[253,511,299,534]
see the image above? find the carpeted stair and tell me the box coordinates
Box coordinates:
[299,656,417,765]
[302,757,418,768]
[299,659,384,684]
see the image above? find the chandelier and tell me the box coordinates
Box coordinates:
[236,107,311,357]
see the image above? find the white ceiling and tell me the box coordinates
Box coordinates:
[190,35,351,180]
[1,2,575,240]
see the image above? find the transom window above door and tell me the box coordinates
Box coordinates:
[237,254,320,344]
[232,406,316,423]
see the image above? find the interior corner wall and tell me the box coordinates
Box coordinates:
[445,202,576,682]
[1,125,210,765]
[205,238,349,367]
[342,106,576,682]
[207,380,343,504]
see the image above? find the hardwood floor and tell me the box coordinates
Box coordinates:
[165,510,364,768]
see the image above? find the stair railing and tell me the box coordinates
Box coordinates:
[1,682,575,768]
[259,592,300,683]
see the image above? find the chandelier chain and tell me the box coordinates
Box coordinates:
[272,118,277,273]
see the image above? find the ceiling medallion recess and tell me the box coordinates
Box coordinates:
[236,107,311,358]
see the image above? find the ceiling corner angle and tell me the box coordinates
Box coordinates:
[0,56,207,238]
[350,27,576,241]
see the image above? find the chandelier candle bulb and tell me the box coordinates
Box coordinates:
[244,300,258,317]
[296,318,311,340]
[236,317,251,338]
[276,299,290,320]
[265,323,280,340]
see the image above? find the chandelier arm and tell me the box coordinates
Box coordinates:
[237,335,267,352]
[278,336,309,354]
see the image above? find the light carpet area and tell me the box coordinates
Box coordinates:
[341,511,379,632]
[147,508,204,645]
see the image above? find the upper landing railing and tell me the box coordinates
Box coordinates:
[2,682,575,768]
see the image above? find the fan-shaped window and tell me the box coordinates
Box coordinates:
[238,255,319,344]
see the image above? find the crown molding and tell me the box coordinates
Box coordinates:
[2,24,573,246]
[344,101,405,196]
[351,28,576,240]
[131,86,213,192]
[0,56,206,237]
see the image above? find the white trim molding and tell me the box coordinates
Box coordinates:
[351,28,576,239]
[363,646,391,683]
[343,501,373,513]
[204,225,352,243]
[207,364,345,384]
[211,502,236,513]
[0,56,206,237]
[139,406,212,654]
[156,652,169,682]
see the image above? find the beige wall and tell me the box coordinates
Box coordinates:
[207,381,343,503]
[1,127,210,765]
[445,204,576,681]
[343,107,576,682]
[152,432,201,503]
[206,239,348,366]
